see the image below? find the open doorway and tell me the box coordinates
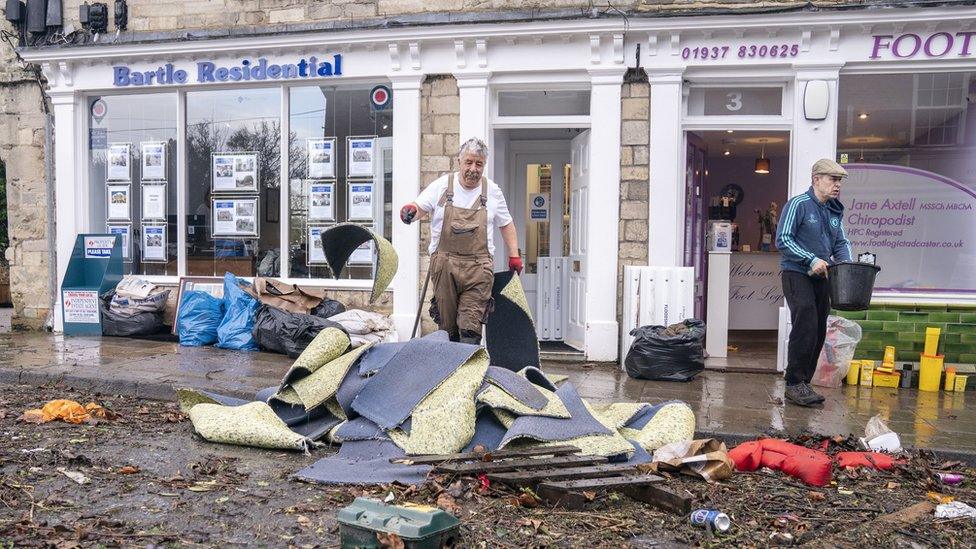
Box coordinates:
[493,128,586,353]
[685,129,790,371]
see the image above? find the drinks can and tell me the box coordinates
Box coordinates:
[691,509,731,532]
[937,473,964,485]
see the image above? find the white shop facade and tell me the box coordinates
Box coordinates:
[21,5,976,363]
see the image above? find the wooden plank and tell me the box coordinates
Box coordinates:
[489,464,644,488]
[391,445,580,465]
[433,455,607,475]
[536,476,692,515]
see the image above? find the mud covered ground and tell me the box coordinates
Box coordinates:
[1,383,975,548]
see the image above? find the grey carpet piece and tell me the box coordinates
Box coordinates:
[357,341,407,375]
[255,386,278,402]
[485,272,540,372]
[484,366,547,410]
[624,401,683,430]
[519,366,557,392]
[500,384,613,447]
[184,388,251,408]
[610,440,653,465]
[352,333,480,430]
[335,361,371,419]
[332,417,388,442]
[264,398,342,441]
[461,407,507,452]
[294,439,431,486]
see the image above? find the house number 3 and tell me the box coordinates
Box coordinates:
[725,92,743,111]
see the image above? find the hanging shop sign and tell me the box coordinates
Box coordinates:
[112,55,344,87]
[843,164,975,292]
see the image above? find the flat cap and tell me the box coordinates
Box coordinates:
[812,158,848,178]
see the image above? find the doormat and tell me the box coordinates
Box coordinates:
[485,272,540,372]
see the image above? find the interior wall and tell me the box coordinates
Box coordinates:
[704,154,789,249]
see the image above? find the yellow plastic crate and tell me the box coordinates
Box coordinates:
[873,371,901,388]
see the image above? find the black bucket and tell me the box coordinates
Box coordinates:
[828,261,881,311]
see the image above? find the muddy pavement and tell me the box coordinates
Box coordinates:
[2,383,976,548]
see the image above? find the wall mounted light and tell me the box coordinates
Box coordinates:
[754,140,770,174]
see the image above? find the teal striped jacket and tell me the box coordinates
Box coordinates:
[776,186,853,274]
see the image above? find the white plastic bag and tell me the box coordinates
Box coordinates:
[812,315,862,387]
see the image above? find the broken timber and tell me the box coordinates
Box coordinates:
[392,445,580,465]
[433,454,608,475]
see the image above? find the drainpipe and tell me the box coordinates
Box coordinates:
[44,111,56,331]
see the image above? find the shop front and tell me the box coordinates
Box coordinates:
[637,6,976,368]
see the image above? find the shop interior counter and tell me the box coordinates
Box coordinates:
[729,251,782,331]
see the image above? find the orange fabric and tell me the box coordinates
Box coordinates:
[728,440,763,471]
[40,400,90,424]
[836,452,896,470]
[730,439,833,486]
[781,451,833,487]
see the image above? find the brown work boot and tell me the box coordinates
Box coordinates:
[804,383,826,403]
[785,384,820,407]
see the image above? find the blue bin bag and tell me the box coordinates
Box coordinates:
[177,291,224,347]
[216,272,260,351]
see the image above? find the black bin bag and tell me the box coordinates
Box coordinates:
[252,304,346,358]
[100,296,165,337]
[624,319,706,382]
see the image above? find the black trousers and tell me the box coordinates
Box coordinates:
[782,270,831,386]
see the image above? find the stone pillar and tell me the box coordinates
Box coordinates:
[646,69,685,267]
[454,72,490,145]
[618,79,650,320]
[389,74,424,340]
[791,66,842,196]
[585,67,626,362]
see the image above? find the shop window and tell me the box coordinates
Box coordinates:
[837,72,976,293]
[287,85,393,279]
[687,86,783,116]
[497,90,590,117]
[88,94,178,275]
[185,88,281,277]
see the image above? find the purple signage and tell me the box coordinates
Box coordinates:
[870,32,976,59]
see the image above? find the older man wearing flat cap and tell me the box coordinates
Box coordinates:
[776,158,853,407]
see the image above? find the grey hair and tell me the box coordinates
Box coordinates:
[458,137,489,158]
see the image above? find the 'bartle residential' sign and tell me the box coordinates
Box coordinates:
[112,55,343,87]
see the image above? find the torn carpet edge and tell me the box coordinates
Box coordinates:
[279,327,351,388]
[485,272,541,372]
[476,382,570,419]
[188,402,311,451]
[356,341,407,376]
[176,388,250,414]
[294,440,431,486]
[619,401,697,452]
[517,366,558,391]
[484,366,547,410]
[332,417,389,442]
[388,349,490,456]
[289,343,373,413]
[352,333,480,431]
[499,383,613,449]
[589,402,652,431]
[320,223,398,304]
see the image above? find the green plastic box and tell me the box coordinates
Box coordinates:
[337,497,460,549]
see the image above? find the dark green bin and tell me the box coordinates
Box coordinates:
[338,497,460,549]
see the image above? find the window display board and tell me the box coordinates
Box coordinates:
[212,152,259,193]
[142,225,168,263]
[307,138,336,179]
[107,224,132,260]
[141,182,167,221]
[347,136,376,178]
[141,141,167,181]
[307,224,330,265]
[308,181,335,221]
[347,181,374,221]
[213,197,259,237]
[107,143,131,181]
[106,183,132,221]
[172,276,225,334]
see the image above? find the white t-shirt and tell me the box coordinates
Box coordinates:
[416,173,513,256]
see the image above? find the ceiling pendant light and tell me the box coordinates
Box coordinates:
[754,140,770,174]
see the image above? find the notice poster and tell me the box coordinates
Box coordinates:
[141,142,166,180]
[107,224,131,260]
[141,183,167,221]
[107,184,131,221]
[307,225,328,265]
[308,182,335,221]
[348,182,374,221]
[348,231,374,265]
[212,152,259,192]
[347,137,375,178]
[307,138,336,179]
[213,198,259,237]
[842,164,976,292]
[142,225,167,262]
[63,289,100,323]
[107,143,131,181]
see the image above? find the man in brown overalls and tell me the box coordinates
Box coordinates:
[400,138,522,345]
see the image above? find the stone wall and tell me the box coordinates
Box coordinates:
[1,18,52,329]
[617,81,650,320]
[418,75,460,334]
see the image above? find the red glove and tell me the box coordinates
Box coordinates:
[400,204,418,224]
[509,256,523,274]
